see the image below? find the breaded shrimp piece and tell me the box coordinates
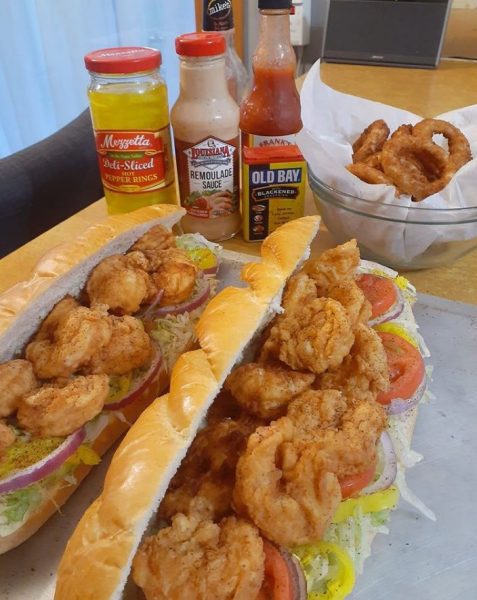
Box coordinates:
[326,280,372,327]
[319,324,389,403]
[233,418,341,547]
[151,248,198,306]
[224,361,315,420]
[26,305,112,379]
[303,240,360,294]
[133,514,264,600]
[130,224,175,271]
[307,399,387,479]
[0,420,15,455]
[85,315,152,376]
[86,253,156,314]
[34,296,80,341]
[0,359,38,417]
[17,374,109,437]
[287,389,347,438]
[260,298,354,374]
[159,417,258,521]
[281,271,318,314]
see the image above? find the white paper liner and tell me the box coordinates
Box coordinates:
[297,61,477,263]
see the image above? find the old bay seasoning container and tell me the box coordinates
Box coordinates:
[85,47,176,214]
[172,33,241,241]
[242,145,306,242]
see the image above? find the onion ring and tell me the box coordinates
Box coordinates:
[352,119,390,163]
[381,136,451,201]
[413,118,472,171]
[346,162,393,186]
[362,151,383,170]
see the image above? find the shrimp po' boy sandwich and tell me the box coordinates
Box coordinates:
[55,215,431,599]
[0,204,223,554]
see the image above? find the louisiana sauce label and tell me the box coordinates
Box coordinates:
[202,0,233,31]
[175,135,239,219]
[94,127,173,193]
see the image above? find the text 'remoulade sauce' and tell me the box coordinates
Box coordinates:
[240,0,302,149]
[171,33,241,242]
[85,47,177,214]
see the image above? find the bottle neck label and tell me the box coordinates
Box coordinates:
[203,0,234,31]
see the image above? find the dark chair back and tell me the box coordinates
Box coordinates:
[0,110,103,258]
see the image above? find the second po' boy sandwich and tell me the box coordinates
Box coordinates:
[55,215,432,599]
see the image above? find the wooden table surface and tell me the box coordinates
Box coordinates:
[1,60,476,304]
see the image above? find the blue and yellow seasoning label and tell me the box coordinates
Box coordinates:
[242,145,306,242]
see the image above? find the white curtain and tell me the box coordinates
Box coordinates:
[0,0,195,158]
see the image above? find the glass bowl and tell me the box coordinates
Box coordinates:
[308,167,477,270]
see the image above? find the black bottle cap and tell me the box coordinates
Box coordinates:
[258,0,292,9]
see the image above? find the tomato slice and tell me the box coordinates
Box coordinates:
[256,540,293,600]
[356,273,398,319]
[338,461,376,499]
[376,331,425,405]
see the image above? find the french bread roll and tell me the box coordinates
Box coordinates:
[55,216,321,600]
[0,204,199,554]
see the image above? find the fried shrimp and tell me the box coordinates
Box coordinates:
[0,359,38,417]
[287,389,348,437]
[233,418,341,546]
[34,296,80,341]
[159,417,258,521]
[133,514,264,600]
[26,305,112,379]
[352,119,390,163]
[224,361,315,420]
[17,374,109,437]
[130,224,175,271]
[260,298,354,374]
[303,240,360,294]
[151,248,198,306]
[319,324,389,403]
[0,420,15,455]
[86,253,155,314]
[326,279,372,327]
[86,315,152,375]
[281,271,318,314]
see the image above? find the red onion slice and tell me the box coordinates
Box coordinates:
[0,427,85,495]
[369,286,405,327]
[361,431,397,495]
[147,275,210,319]
[276,545,308,599]
[386,374,427,415]
[104,346,164,411]
[203,264,218,277]
[139,290,164,321]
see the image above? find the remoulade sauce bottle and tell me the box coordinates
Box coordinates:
[240,0,302,148]
[172,33,241,241]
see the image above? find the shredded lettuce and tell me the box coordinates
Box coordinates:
[150,312,197,372]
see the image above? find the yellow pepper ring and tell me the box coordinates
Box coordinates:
[332,486,400,524]
[185,247,218,270]
[306,541,355,600]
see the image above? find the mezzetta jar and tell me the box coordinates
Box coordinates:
[171,33,241,241]
[85,47,177,214]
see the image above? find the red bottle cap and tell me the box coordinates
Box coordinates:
[175,33,226,57]
[84,47,162,74]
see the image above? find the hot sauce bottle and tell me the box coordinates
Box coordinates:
[240,0,302,149]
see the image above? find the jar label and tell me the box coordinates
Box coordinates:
[175,136,239,220]
[203,0,233,31]
[94,127,173,193]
